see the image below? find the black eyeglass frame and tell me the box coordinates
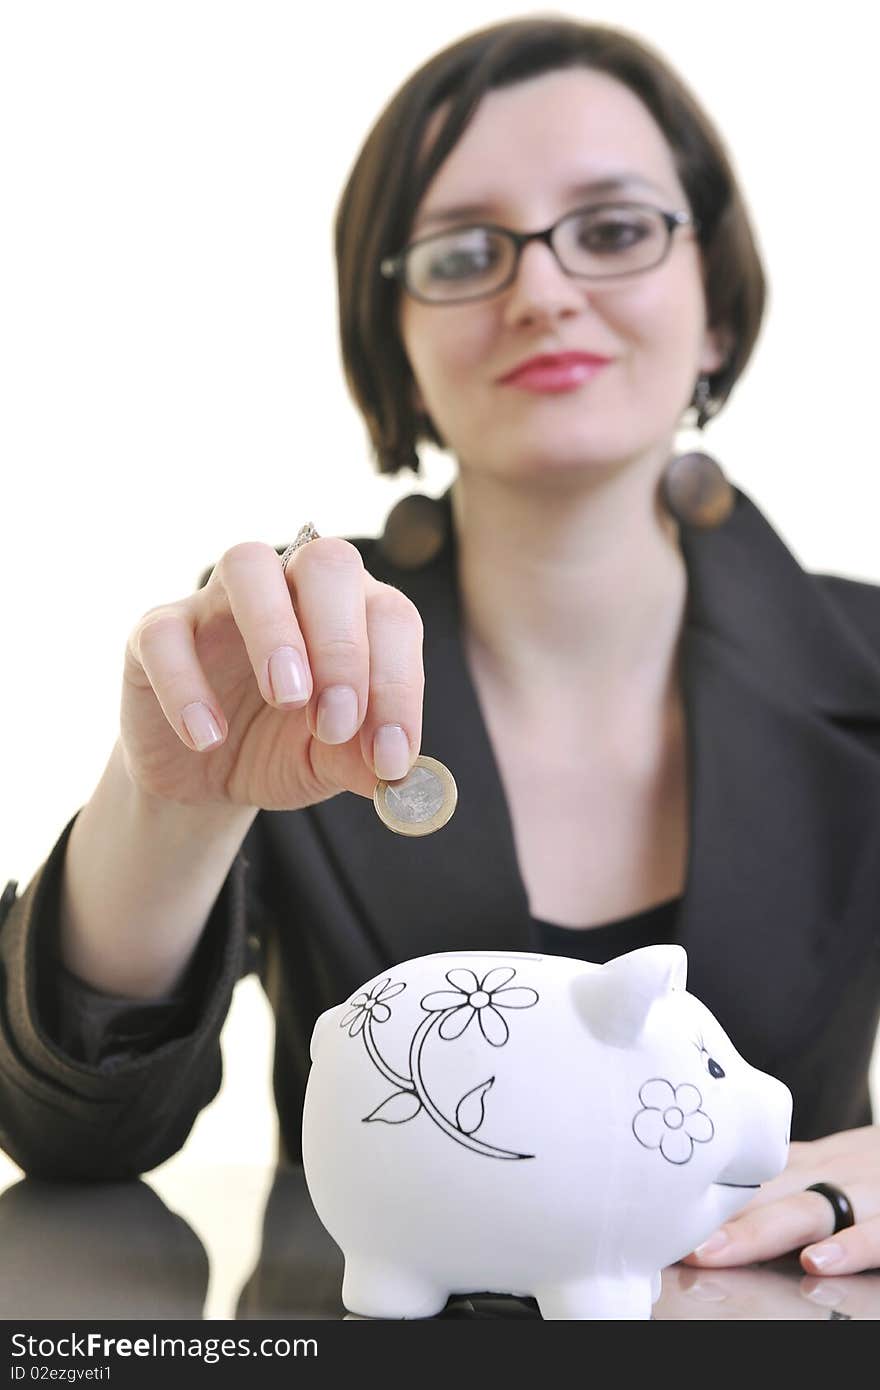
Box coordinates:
[379,201,701,305]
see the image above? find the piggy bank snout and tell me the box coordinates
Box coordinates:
[716,1072,793,1187]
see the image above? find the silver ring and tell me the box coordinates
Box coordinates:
[280,522,320,573]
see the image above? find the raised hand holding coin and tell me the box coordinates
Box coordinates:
[120,521,430,815]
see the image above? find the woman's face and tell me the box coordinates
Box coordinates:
[398,67,730,480]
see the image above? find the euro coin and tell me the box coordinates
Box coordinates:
[373,754,458,836]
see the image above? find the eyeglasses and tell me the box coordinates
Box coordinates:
[379,201,700,305]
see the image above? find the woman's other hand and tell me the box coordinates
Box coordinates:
[680,1125,880,1275]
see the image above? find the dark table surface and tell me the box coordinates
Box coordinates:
[0,1162,876,1320]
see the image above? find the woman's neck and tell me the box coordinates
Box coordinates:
[449,448,688,719]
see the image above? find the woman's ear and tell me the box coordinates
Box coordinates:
[702,324,734,375]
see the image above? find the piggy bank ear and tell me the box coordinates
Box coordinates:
[571,944,688,1046]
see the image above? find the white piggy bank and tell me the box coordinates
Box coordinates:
[301,944,792,1320]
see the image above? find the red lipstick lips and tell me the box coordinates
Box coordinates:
[498,351,613,383]
[498,352,613,393]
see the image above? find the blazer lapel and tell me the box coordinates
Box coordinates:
[307,489,534,961]
[309,483,880,1069]
[676,490,880,1064]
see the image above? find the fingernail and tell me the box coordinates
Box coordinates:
[803,1243,843,1272]
[316,685,359,744]
[373,724,411,781]
[268,646,309,704]
[182,701,223,751]
[694,1230,729,1258]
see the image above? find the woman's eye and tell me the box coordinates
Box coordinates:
[429,248,495,281]
[577,216,646,252]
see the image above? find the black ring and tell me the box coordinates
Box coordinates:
[805,1182,855,1233]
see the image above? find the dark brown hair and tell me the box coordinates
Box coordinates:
[334,15,767,476]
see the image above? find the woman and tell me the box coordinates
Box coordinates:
[1,16,878,1284]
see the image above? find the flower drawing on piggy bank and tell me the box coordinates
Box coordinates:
[339,965,539,1161]
[632,1079,715,1164]
[339,978,406,1036]
[421,966,539,1046]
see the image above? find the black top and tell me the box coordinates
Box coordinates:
[530,895,681,964]
[3,483,880,1182]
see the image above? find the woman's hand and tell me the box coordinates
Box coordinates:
[680,1125,880,1275]
[119,536,424,812]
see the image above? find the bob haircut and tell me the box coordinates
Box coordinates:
[334,15,767,476]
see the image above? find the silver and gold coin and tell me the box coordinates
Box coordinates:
[373,754,458,836]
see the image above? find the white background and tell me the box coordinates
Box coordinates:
[1,0,878,1307]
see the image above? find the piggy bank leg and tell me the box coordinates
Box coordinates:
[342,1255,448,1320]
[534,1275,653,1320]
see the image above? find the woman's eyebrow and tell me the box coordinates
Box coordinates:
[414,173,669,231]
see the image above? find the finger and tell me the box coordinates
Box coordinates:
[682,1190,856,1267]
[801,1213,880,1276]
[282,536,369,744]
[729,1162,824,1217]
[719,1138,867,1217]
[131,606,229,752]
[213,540,314,710]
[358,583,425,781]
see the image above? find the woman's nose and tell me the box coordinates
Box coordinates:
[502,240,589,319]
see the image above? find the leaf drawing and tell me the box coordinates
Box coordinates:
[363,1090,423,1124]
[347,964,539,1160]
[455,1077,495,1135]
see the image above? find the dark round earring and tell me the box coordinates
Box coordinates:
[660,375,735,529]
[378,490,449,569]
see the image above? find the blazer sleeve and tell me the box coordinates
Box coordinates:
[0,808,259,1181]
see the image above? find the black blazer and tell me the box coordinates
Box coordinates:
[2,483,880,1180]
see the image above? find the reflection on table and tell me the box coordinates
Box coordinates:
[0,1163,876,1320]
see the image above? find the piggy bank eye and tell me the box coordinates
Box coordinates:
[695,1035,726,1079]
